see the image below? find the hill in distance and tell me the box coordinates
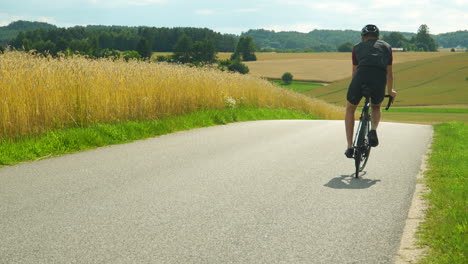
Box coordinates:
[0,21,57,42]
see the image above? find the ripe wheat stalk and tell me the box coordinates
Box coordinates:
[0,52,343,140]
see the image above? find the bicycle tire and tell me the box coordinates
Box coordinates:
[359,137,371,172]
[354,119,368,178]
[354,148,361,177]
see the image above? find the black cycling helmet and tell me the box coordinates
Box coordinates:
[361,24,379,36]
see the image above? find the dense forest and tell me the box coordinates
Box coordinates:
[2,21,238,57]
[434,30,468,48]
[1,21,466,55]
[243,28,467,52]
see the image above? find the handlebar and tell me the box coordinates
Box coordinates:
[384,95,394,111]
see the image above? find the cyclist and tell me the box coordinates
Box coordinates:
[345,24,397,158]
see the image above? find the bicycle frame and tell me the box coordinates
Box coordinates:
[352,94,393,178]
[352,96,371,148]
[352,94,372,178]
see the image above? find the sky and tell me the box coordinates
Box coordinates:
[1,0,467,35]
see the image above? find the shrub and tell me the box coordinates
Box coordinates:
[227,60,249,74]
[218,59,249,74]
[155,55,173,62]
[121,50,142,61]
[337,42,353,52]
[282,72,293,85]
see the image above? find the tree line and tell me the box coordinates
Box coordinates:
[9,25,239,58]
[245,25,466,52]
[3,21,258,74]
[382,25,438,51]
[334,25,439,52]
[157,35,256,74]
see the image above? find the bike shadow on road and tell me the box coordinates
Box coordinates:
[323,173,381,189]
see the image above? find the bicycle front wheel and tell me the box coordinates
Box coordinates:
[354,149,361,177]
[359,140,371,172]
[354,119,369,178]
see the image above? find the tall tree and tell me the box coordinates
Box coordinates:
[136,37,153,59]
[192,39,217,64]
[173,34,193,63]
[413,24,437,51]
[232,36,257,61]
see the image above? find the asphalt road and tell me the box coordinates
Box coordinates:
[0,120,432,264]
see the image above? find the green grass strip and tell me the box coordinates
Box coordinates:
[419,122,467,263]
[390,108,468,114]
[0,107,316,167]
[269,79,324,93]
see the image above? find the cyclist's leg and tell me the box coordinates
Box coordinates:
[369,69,386,131]
[345,76,362,149]
[345,102,358,148]
[370,103,381,130]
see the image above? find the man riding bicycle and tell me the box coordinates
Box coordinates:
[345,24,397,158]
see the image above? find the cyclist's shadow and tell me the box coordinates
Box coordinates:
[324,173,381,189]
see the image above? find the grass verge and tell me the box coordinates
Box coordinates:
[418,122,467,263]
[0,107,316,167]
[389,108,468,113]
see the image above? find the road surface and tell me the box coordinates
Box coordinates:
[0,120,432,263]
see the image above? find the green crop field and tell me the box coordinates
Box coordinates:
[303,53,468,123]
[305,53,468,106]
[269,79,325,93]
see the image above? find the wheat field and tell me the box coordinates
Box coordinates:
[0,52,343,140]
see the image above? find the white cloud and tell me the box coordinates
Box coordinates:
[195,8,259,16]
[195,9,216,15]
[276,0,360,14]
[370,0,403,8]
[235,8,259,13]
[452,0,468,5]
[87,0,168,6]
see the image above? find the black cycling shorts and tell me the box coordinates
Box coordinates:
[347,67,387,105]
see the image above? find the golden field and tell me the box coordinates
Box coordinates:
[155,52,455,82]
[242,52,455,82]
[0,52,343,140]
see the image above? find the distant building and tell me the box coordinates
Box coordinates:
[391,48,404,52]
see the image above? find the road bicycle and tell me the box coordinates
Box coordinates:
[353,85,393,178]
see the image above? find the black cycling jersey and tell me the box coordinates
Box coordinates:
[347,39,393,105]
[352,39,393,70]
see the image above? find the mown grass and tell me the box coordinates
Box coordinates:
[269,79,325,93]
[0,107,316,167]
[418,122,467,263]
